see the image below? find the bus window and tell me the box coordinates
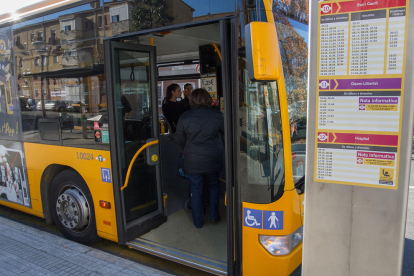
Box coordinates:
[0,25,20,140]
[276,13,309,185]
[13,1,108,149]
[42,75,108,150]
[239,73,285,204]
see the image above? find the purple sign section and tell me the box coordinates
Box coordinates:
[359,97,399,104]
[318,79,330,90]
[335,78,402,90]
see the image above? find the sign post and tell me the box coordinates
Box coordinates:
[304,0,414,274]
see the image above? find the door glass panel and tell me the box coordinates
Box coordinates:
[115,50,157,223]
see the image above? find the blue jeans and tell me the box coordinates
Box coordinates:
[188,173,220,228]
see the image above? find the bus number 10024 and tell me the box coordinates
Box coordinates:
[77,152,94,161]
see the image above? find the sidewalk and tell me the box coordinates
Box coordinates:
[0,216,171,276]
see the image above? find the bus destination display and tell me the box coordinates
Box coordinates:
[315,0,408,189]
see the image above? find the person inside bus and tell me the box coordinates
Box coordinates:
[182,83,193,111]
[162,83,186,133]
[174,88,224,228]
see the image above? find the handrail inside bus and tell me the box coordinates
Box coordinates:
[212,43,222,61]
[159,119,165,135]
[121,139,159,191]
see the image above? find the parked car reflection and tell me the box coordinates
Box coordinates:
[45,100,70,112]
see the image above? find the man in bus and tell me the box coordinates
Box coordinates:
[182,83,193,111]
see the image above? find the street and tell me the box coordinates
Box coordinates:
[2,163,414,275]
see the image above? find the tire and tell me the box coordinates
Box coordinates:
[49,170,100,245]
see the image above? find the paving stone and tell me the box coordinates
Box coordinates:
[0,217,171,276]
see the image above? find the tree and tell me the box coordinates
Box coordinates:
[273,0,309,117]
[273,0,309,24]
[131,0,175,31]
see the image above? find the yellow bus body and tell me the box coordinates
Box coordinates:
[243,189,303,275]
[24,143,118,242]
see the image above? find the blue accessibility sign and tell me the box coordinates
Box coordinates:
[263,211,284,230]
[243,208,262,229]
[101,168,111,183]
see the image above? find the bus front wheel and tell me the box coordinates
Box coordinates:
[49,170,100,245]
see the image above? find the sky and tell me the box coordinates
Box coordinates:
[2,0,44,14]
[182,0,235,17]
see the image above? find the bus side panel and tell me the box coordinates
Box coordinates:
[27,169,43,213]
[242,190,302,275]
[24,143,118,242]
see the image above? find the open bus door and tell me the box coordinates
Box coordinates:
[104,20,236,275]
[105,41,167,244]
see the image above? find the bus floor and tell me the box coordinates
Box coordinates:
[129,134,227,274]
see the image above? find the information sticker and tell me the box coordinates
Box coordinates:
[315,0,408,189]
[201,77,217,99]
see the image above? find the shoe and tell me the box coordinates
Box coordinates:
[185,199,192,210]
[210,216,221,223]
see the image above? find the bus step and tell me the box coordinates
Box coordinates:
[127,237,227,276]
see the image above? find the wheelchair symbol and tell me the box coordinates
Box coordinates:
[245,210,261,227]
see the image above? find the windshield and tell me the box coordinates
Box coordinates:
[275,9,309,185]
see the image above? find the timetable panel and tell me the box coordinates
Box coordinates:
[387,8,406,74]
[316,0,408,189]
[349,10,386,75]
[320,14,349,76]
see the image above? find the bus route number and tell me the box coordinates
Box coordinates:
[77,152,94,161]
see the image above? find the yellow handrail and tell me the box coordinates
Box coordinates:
[120,139,159,191]
[159,119,165,135]
[212,43,222,61]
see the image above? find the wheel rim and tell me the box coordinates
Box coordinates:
[56,186,90,233]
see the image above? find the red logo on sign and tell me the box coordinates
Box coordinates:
[318,133,328,142]
[292,152,296,160]
[321,4,332,14]
[356,158,364,164]
[94,122,99,130]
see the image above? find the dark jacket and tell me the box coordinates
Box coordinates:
[174,105,224,174]
[182,97,191,111]
[162,100,186,133]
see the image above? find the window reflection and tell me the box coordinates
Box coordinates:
[10,0,237,148]
[238,66,285,204]
[0,26,20,141]
[102,0,235,34]
[275,5,309,184]
[13,1,107,149]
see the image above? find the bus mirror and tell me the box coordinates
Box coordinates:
[245,22,281,82]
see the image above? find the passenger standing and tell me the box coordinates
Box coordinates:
[174,88,224,228]
[162,83,186,133]
[182,83,193,111]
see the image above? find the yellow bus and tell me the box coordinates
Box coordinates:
[0,0,308,275]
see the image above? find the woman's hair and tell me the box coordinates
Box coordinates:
[165,83,180,101]
[190,88,213,107]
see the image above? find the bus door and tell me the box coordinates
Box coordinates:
[105,41,166,244]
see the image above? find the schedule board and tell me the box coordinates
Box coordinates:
[316,0,408,189]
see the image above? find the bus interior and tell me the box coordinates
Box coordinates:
[118,22,227,274]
